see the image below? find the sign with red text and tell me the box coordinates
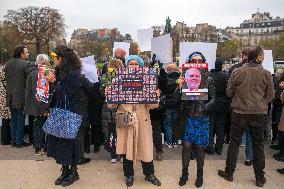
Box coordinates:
[36,65,49,103]
[182,62,208,101]
[106,68,158,104]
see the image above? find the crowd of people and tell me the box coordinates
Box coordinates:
[0,44,283,188]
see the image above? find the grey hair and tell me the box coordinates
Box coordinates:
[36,54,49,64]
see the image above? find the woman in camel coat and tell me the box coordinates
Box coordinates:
[107,55,161,187]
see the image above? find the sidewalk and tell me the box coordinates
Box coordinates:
[0,144,283,189]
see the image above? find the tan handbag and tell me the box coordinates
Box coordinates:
[115,111,134,128]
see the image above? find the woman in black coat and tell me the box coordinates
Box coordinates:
[46,45,82,187]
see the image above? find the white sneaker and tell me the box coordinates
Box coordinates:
[111,158,117,163]
[165,142,173,149]
[173,142,179,148]
[120,157,124,163]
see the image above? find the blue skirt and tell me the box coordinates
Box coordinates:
[183,116,209,147]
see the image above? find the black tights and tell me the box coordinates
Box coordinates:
[181,143,205,176]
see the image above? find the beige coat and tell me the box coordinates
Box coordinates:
[278,91,284,132]
[109,103,158,162]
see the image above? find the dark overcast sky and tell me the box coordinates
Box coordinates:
[1,0,283,41]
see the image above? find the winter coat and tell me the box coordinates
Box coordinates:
[109,103,158,162]
[78,74,94,128]
[24,65,49,116]
[227,63,275,114]
[0,66,11,119]
[278,91,284,132]
[163,72,181,109]
[207,70,230,112]
[50,70,81,113]
[5,58,33,108]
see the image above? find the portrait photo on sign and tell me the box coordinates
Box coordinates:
[182,52,208,101]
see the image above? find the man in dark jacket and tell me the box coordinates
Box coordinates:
[218,46,275,187]
[207,58,230,155]
[5,45,33,147]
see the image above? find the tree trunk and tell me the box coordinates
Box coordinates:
[36,37,41,54]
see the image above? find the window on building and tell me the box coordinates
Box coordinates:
[268,22,271,26]
[261,29,263,33]
[256,29,258,33]
[262,23,265,27]
[267,29,269,33]
[249,30,251,34]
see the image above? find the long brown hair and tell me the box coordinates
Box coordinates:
[53,45,82,79]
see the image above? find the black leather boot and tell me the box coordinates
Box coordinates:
[145,174,161,186]
[55,165,69,185]
[125,176,134,187]
[61,165,79,187]
[195,169,203,187]
[179,168,189,186]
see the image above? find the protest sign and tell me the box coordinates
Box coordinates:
[151,34,172,63]
[36,64,49,103]
[106,68,158,104]
[262,50,274,73]
[179,42,217,70]
[182,52,209,101]
[113,42,130,57]
[81,55,99,83]
[137,28,153,52]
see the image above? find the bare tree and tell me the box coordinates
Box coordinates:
[5,6,66,54]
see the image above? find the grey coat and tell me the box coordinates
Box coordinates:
[5,58,33,108]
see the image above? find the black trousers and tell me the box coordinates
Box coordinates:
[272,103,283,141]
[33,116,47,149]
[209,111,227,152]
[151,118,163,153]
[1,118,11,144]
[123,157,154,177]
[181,143,205,174]
[28,115,35,144]
[225,112,265,178]
[84,126,91,150]
[90,110,104,148]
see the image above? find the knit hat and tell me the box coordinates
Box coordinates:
[125,55,144,67]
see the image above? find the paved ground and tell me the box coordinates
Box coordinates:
[0,142,283,189]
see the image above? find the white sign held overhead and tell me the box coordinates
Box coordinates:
[151,34,173,64]
[113,42,130,57]
[81,55,99,83]
[179,42,217,70]
[137,28,153,52]
[262,50,274,73]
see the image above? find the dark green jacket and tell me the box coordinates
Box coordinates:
[5,58,33,108]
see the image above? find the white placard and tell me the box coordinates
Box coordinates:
[179,42,217,70]
[151,34,173,64]
[81,55,99,83]
[263,50,274,73]
[113,42,130,57]
[137,28,153,52]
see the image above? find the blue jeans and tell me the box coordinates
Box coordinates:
[163,109,177,144]
[244,127,253,161]
[10,108,26,145]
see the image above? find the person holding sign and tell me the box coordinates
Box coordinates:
[177,52,212,188]
[106,55,161,187]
